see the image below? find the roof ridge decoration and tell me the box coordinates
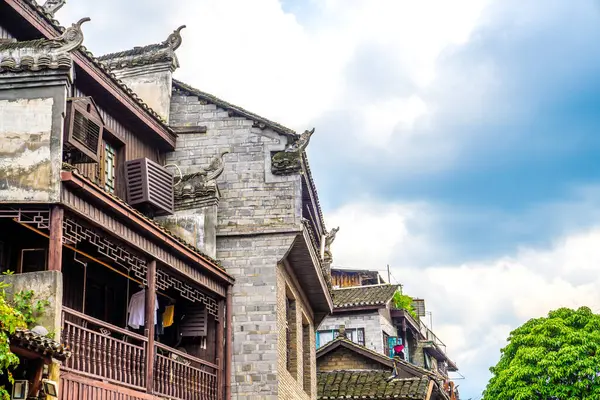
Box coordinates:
[42,0,65,16]
[17,0,173,129]
[0,17,89,72]
[271,128,314,175]
[98,25,186,72]
[172,149,231,211]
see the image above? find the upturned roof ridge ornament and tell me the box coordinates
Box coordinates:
[285,127,314,153]
[164,25,186,51]
[42,0,66,16]
[52,17,90,53]
[173,150,230,207]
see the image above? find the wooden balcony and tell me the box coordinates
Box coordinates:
[61,307,218,400]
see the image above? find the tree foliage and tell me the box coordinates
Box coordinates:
[392,291,417,319]
[483,307,600,400]
[0,274,49,400]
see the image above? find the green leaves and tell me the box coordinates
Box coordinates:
[483,307,600,400]
[392,291,418,319]
[0,286,48,399]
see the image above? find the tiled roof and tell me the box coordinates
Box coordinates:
[11,328,71,361]
[18,0,173,129]
[318,371,431,400]
[333,284,399,309]
[62,165,224,271]
[172,79,297,137]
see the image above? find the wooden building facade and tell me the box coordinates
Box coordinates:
[0,1,234,399]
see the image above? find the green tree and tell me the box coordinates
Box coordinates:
[483,307,600,400]
[0,280,27,400]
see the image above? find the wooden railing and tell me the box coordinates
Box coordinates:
[61,308,219,400]
[154,342,218,400]
[62,307,147,390]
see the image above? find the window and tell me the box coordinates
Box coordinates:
[102,141,117,193]
[316,328,365,348]
[286,293,297,376]
[383,332,391,357]
[302,317,311,394]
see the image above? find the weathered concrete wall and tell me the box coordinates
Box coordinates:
[157,203,218,258]
[0,271,63,337]
[114,66,172,123]
[0,71,69,203]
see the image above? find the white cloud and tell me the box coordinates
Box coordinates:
[327,200,600,396]
[57,0,488,149]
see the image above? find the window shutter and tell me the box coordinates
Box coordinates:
[125,158,174,216]
[64,97,104,164]
[180,304,207,337]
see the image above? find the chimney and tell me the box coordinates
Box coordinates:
[98,26,186,123]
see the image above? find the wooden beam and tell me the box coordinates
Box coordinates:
[216,298,225,400]
[48,205,63,271]
[425,379,435,400]
[224,285,232,400]
[145,259,156,393]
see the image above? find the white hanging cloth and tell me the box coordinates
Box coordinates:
[127,289,158,329]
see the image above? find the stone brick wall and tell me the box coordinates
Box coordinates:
[319,311,387,354]
[168,90,320,399]
[277,263,315,400]
[317,347,391,372]
[168,93,303,236]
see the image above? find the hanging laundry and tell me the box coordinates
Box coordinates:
[163,305,175,328]
[127,289,158,330]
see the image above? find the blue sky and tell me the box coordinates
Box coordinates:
[58,1,600,398]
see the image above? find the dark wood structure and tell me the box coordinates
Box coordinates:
[0,1,234,399]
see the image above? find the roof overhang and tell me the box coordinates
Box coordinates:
[283,227,333,321]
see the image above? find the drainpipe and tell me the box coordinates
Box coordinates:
[225,285,233,400]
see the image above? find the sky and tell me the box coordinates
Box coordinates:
[56,1,600,398]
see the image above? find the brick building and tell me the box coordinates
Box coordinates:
[92,22,336,399]
[316,327,453,400]
[318,271,458,388]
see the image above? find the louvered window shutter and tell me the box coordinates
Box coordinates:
[180,305,207,337]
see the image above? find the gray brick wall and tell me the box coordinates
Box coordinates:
[168,91,318,399]
[168,94,302,236]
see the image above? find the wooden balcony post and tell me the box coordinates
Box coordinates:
[48,205,63,271]
[145,259,156,393]
[216,297,225,400]
[225,285,232,400]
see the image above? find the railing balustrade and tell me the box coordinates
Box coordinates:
[154,342,218,400]
[62,307,147,390]
[61,308,218,399]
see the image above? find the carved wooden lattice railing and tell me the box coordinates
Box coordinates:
[154,342,218,400]
[62,307,147,390]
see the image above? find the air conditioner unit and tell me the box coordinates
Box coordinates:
[63,97,104,164]
[125,157,174,216]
